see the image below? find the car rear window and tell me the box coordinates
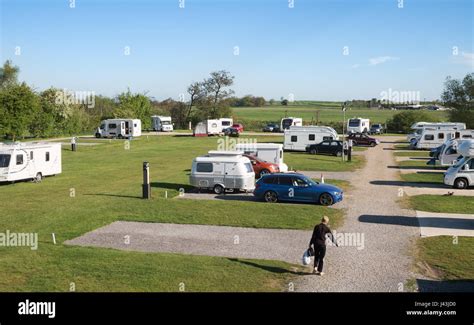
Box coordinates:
[262,176,276,184]
[278,176,293,186]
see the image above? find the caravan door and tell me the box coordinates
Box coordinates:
[9,150,30,180]
[224,162,237,189]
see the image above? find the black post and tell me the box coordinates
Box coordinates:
[142,162,151,199]
[71,137,77,152]
[348,140,352,162]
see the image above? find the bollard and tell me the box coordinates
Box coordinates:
[142,162,151,199]
[71,137,77,152]
[348,139,353,162]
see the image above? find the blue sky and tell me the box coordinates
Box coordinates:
[1,0,472,101]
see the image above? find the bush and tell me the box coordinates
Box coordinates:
[386,111,440,133]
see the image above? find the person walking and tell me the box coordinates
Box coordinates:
[308,216,338,275]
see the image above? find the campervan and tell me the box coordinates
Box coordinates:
[193,118,234,136]
[0,142,62,183]
[190,151,255,194]
[95,119,142,138]
[427,130,474,165]
[444,140,474,189]
[281,117,303,131]
[235,143,288,172]
[413,129,473,150]
[407,122,466,142]
[347,118,370,134]
[151,116,173,132]
[284,126,339,151]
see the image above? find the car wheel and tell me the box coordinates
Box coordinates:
[310,148,317,155]
[95,133,101,138]
[264,190,278,203]
[118,134,123,139]
[454,178,468,189]
[319,193,334,206]
[336,151,342,157]
[34,173,43,183]
[259,169,270,177]
[370,142,376,147]
[213,184,225,194]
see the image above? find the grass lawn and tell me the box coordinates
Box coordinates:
[400,172,444,184]
[0,135,343,291]
[394,151,430,157]
[416,236,474,280]
[398,159,444,169]
[407,195,474,214]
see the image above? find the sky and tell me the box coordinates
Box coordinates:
[0,0,473,101]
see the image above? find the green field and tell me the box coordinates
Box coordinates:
[408,195,474,214]
[417,236,474,281]
[400,172,444,184]
[0,135,347,291]
[232,104,448,130]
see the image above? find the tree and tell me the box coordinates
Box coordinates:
[115,90,152,129]
[0,60,20,88]
[442,73,474,128]
[0,83,40,140]
[386,111,440,133]
[186,81,205,123]
[281,99,289,106]
[203,70,234,117]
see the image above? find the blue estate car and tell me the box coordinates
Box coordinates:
[254,173,343,206]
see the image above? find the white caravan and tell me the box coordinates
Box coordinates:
[284,126,339,151]
[219,118,233,131]
[414,129,473,150]
[347,118,370,134]
[235,143,288,172]
[0,142,62,183]
[151,116,173,132]
[444,140,474,189]
[281,117,303,130]
[193,118,234,136]
[407,122,466,142]
[95,119,142,138]
[190,151,255,194]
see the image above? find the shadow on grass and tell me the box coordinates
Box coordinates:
[84,193,141,199]
[387,165,446,171]
[227,258,308,275]
[370,180,449,188]
[151,182,193,191]
[359,214,420,227]
[416,279,474,292]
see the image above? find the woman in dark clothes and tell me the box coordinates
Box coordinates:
[308,216,338,275]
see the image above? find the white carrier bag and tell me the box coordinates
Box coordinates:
[302,247,314,265]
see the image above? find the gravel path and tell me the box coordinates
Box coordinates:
[65,221,311,264]
[295,136,420,292]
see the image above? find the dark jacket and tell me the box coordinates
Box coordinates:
[309,223,337,247]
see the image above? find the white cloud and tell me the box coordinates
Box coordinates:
[454,51,474,68]
[368,56,399,66]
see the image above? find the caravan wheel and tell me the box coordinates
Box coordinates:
[34,173,43,183]
[95,133,101,138]
[213,184,224,195]
[118,134,123,139]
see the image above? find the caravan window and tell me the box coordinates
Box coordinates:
[438,133,444,140]
[16,154,23,165]
[462,134,472,138]
[221,121,231,126]
[291,136,297,142]
[244,162,253,173]
[309,134,315,141]
[0,154,11,168]
[108,123,117,129]
[424,134,434,141]
[30,151,34,160]
[323,136,333,141]
[196,163,213,173]
[46,152,50,162]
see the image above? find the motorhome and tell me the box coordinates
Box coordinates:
[427,130,474,165]
[444,140,474,189]
[281,117,303,131]
[189,151,255,194]
[413,129,473,150]
[407,122,466,142]
[193,118,234,136]
[235,143,288,172]
[347,118,370,134]
[151,116,173,132]
[0,142,62,183]
[95,119,142,138]
[283,126,339,151]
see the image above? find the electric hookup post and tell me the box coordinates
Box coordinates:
[142,162,151,199]
[348,139,353,162]
[71,137,77,152]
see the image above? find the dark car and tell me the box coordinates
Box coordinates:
[347,133,379,146]
[262,123,280,133]
[369,123,384,135]
[306,140,347,157]
[254,173,343,206]
[223,127,240,137]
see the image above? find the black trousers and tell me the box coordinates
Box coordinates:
[313,244,326,272]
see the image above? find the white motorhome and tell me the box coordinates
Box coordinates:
[235,143,288,172]
[414,129,473,150]
[347,118,370,134]
[284,126,339,151]
[95,119,142,138]
[193,118,234,136]
[189,151,255,194]
[0,142,62,183]
[407,122,466,142]
[281,117,303,131]
[151,116,173,132]
[444,140,474,189]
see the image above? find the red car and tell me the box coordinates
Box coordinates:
[347,132,380,147]
[243,154,279,178]
[232,123,244,133]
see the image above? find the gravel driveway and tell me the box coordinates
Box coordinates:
[295,137,420,292]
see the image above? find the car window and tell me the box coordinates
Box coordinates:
[331,141,339,146]
[263,176,276,184]
[292,177,308,187]
[321,142,329,146]
[278,176,293,186]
